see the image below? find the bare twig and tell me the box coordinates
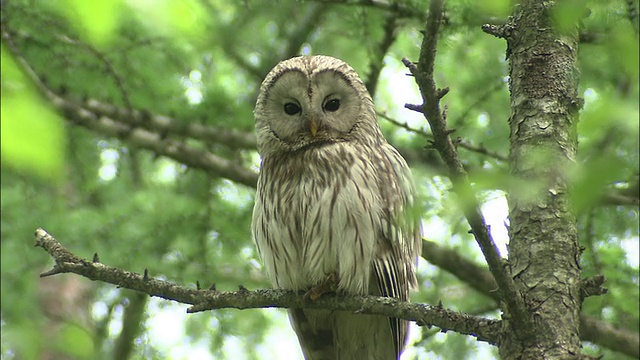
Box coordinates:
[628,0,639,35]
[64,103,258,187]
[281,3,329,61]
[313,0,426,20]
[379,112,508,161]
[402,0,533,337]
[378,112,431,138]
[54,34,135,116]
[481,23,513,39]
[449,81,505,127]
[365,14,398,96]
[34,228,501,344]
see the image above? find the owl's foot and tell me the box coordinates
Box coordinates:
[305,272,338,301]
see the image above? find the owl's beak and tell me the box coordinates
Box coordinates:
[308,118,318,137]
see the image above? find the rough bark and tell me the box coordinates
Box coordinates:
[502,1,583,358]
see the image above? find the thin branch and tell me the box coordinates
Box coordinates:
[628,0,639,35]
[481,23,512,39]
[365,14,398,96]
[34,228,501,344]
[449,80,505,128]
[402,0,533,337]
[378,111,431,138]
[313,0,426,20]
[379,112,508,161]
[54,34,135,116]
[456,141,508,162]
[281,3,329,61]
[599,191,640,206]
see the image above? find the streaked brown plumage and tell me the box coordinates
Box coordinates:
[252,55,421,359]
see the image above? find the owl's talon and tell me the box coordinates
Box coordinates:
[304,272,338,301]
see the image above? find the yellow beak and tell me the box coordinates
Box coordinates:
[309,118,318,137]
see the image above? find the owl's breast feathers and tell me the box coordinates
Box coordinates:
[253,139,419,292]
[254,141,379,293]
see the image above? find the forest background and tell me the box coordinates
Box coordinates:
[1,0,638,359]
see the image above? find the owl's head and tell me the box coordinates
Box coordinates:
[254,55,380,157]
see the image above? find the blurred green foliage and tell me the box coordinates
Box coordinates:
[1,0,638,359]
[1,45,65,181]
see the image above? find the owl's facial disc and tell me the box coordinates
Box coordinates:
[256,65,367,154]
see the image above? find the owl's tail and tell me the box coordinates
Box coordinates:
[289,308,400,360]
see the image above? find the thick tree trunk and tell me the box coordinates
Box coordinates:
[503,0,582,359]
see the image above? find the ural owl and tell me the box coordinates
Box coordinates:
[252,55,421,359]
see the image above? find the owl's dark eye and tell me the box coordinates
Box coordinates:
[284,102,301,115]
[324,99,340,112]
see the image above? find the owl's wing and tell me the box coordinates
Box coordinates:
[372,144,422,357]
[372,248,407,357]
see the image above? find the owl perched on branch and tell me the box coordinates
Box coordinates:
[252,55,421,360]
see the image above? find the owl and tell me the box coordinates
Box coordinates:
[252,55,421,360]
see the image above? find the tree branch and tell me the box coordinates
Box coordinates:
[1,23,259,188]
[313,0,426,20]
[379,112,508,162]
[34,226,635,357]
[579,275,608,301]
[402,0,532,336]
[281,3,329,61]
[600,190,640,206]
[66,100,258,187]
[82,99,257,150]
[53,33,135,117]
[34,228,501,344]
[627,0,639,35]
[449,80,505,128]
[422,239,500,301]
[580,314,639,359]
[365,14,398,96]
[113,291,147,360]
[421,239,638,358]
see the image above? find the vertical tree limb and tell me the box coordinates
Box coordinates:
[498,0,583,358]
[402,0,533,341]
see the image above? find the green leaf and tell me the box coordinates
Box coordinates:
[1,46,65,181]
